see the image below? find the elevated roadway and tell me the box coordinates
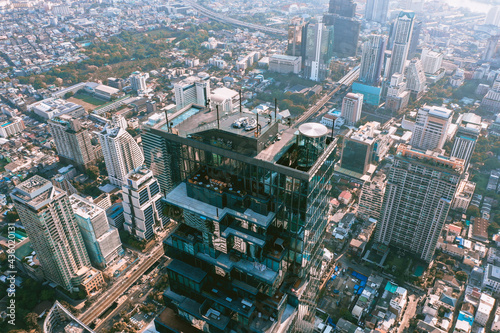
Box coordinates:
[183,0,287,35]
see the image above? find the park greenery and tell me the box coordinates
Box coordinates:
[14,22,228,88]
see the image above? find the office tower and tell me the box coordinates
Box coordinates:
[340,133,373,175]
[122,166,168,240]
[410,105,452,151]
[341,93,363,125]
[405,58,426,99]
[287,17,306,57]
[49,115,96,170]
[359,175,386,220]
[386,11,415,80]
[70,194,122,269]
[304,21,334,81]
[130,71,148,93]
[174,74,210,110]
[97,123,144,186]
[407,20,421,60]
[376,145,464,262]
[323,0,360,57]
[359,35,387,86]
[485,6,500,26]
[144,105,337,332]
[386,73,410,113]
[420,48,443,74]
[451,113,482,169]
[11,176,91,291]
[365,0,389,24]
[483,35,499,61]
[329,0,356,17]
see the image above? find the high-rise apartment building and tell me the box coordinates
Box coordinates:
[97,124,144,186]
[410,105,452,151]
[358,175,386,221]
[49,115,96,170]
[130,71,148,93]
[304,21,334,81]
[11,176,91,291]
[407,20,422,60]
[420,48,443,74]
[359,35,387,86]
[405,58,426,99]
[386,11,415,80]
[122,166,168,240]
[70,194,122,269]
[341,93,363,125]
[376,145,465,261]
[323,0,360,57]
[144,105,337,332]
[451,113,482,169]
[174,74,210,110]
[287,17,306,57]
[365,0,389,24]
[385,73,410,113]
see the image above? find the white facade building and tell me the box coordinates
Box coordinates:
[97,124,144,186]
[210,87,240,113]
[410,105,453,151]
[122,166,168,240]
[130,71,148,93]
[70,194,122,269]
[174,74,210,110]
[0,116,25,138]
[483,264,500,294]
[11,176,91,291]
[421,48,443,75]
[341,93,363,126]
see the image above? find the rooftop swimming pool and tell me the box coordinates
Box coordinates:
[161,107,202,130]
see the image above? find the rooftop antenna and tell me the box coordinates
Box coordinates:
[274,98,278,122]
[216,105,220,129]
[239,89,242,113]
[164,109,170,132]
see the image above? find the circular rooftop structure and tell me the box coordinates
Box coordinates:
[298,123,328,138]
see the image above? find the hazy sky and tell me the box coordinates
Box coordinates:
[441,0,492,13]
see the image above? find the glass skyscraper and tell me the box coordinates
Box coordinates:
[144,108,338,332]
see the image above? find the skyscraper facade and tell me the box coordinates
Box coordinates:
[451,113,482,169]
[420,48,443,74]
[359,35,387,86]
[323,0,360,57]
[365,0,389,24]
[49,115,96,170]
[145,106,337,332]
[11,176,91,291]
[387,11,415,80]
[341,92,363,125]
[70,194,122,269]
[130,71,148,93]
[376,145,464,261]
[287,17,306,57]
[405,58,427,99]
[410,105,452,151]
[97,124,144,186]
[122,166,168,240]
[408,20,422,60]
[304,21,334,81]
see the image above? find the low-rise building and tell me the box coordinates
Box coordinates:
[483,264,500,294]
[268,54,301,74]
[0,116,25,138]
[474,293,495,326]
[28,98,86,120]
[80,268,105,295]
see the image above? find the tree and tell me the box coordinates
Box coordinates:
[86,165,99,181]
[466,206,480,218]
[5,210,19,223]
[456,271,468,282]
[64,91,74,99]
[25,312,40,330]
